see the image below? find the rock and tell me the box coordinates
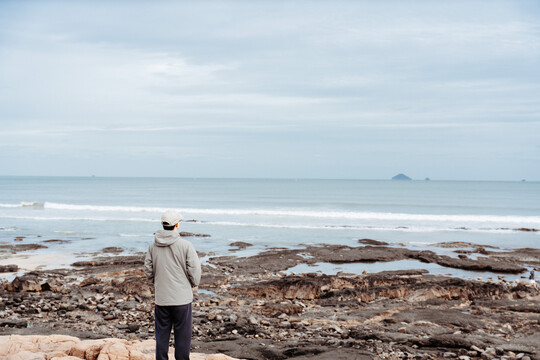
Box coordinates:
[43,239,71,244]
[358,239,389,246]
[0,336,242,360]
[80,277,101,287]
[98,341,130,360]
[102,247,124,254]
[443,352,457,358]
[69,339,105,359]
[180,232,211,238]
[6,350,47,360]
[482,348,497,360]
[6,276,42,292]
[116,277,153,298]
[0,265,18,273]
[229,242,253,249]
[127,324,140,333]
[71,256,144,267]
[471,345,483,352]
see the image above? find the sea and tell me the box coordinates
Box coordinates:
[1,176,539,280]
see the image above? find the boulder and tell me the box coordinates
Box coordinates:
[6,276,42,292]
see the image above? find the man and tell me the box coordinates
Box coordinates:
[144,210,202,360]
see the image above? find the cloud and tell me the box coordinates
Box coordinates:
[0,1,539,179]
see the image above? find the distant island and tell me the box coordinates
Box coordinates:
[392,173,412,181]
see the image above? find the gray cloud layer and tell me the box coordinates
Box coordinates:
[1,1,539,179]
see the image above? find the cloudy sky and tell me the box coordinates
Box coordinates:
[1,1,539,180]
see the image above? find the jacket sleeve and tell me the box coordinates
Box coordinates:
[144,246,154,282]
[186,243,202,287]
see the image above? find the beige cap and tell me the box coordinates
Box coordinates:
[161,210,183,226]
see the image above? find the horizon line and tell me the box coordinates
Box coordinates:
[0,174,536,183]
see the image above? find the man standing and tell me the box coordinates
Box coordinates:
[144,210,202,360]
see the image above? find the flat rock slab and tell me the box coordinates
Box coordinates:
[0,335,242,360]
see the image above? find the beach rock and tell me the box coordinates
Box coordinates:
[358,239,389,246]
[228,242,253,251]
[180,232,211,238]
[1,336,242,360]
[79,277,101,287]
[98,341,130,360]
[0,264,18,273]
[102,247,124,254]
[114,277,153,298]
[43,239,71,244]
[3,244,540,360]
[0,243,47,253]
[6,276,42,292]
[71,256,144,267]
[69,339,105,358]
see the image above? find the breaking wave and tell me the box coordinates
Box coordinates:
[0,201,539,225]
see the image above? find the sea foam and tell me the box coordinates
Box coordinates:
[1,201,540,226]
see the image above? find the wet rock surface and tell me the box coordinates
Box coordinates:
[0,243,539,359]
[210,243,535,274]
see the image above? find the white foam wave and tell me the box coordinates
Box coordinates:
[201,221,530,234]
[2,201,539,226]
[0,202,44,208]
[119,233,153,237]
[0,203,23,208]
[0,215,155,223]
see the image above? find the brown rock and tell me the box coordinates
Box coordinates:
[80,277,102,287]
[0,264,18,273]
[229,242,253,249]
[116,277,153,298]
[102,247,124,254]
[71,256,144,267]
[6,276,42,292]
[358,239,389,246]
[180,232,211,238]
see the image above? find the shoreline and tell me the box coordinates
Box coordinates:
[1,239,540,359]
[2,234,539,283]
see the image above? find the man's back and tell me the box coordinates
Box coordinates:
[145,229,201,306]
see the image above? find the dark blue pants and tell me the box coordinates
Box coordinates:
[155,303,192,360]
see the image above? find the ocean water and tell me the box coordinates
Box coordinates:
[0,177,539,276]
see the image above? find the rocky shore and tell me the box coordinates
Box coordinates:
[1,240,539,359]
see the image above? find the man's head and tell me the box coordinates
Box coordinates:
[161,210,184,231]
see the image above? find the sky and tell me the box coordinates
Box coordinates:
[1,1,539,180]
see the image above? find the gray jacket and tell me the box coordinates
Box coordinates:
[144,230,202,306]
